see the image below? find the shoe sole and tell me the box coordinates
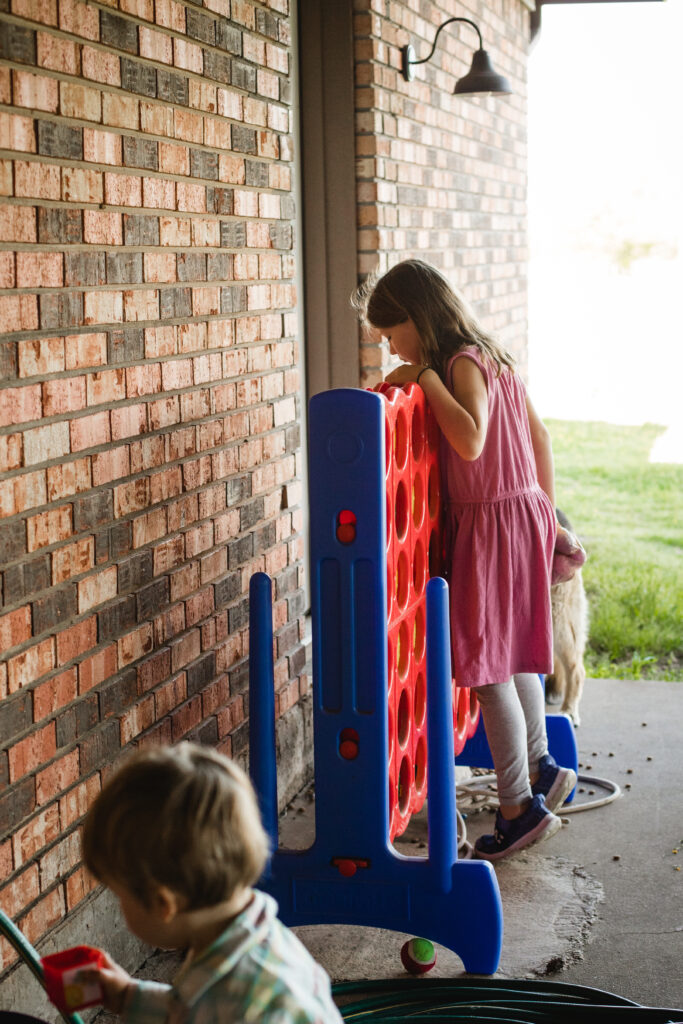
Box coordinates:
[474,812,562,862]
[543,768,578,813]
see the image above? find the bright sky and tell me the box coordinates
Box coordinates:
[527,0,683,453]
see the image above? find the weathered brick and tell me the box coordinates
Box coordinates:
[120,58,157,97]
[202,49,231,85]
[3,554,50,607]
[213,571,241,608]
[0,777,35,835]
[108,325,144,363]
[33,667,77,722]
[73,489,113,531]
[39,292,84,331]
[8,722,56,782]
[79,719,119,773]
[0,24,36,65]
[64,252,106,288]
[0,692,32,745]
[123,213,159,246]
[136,577,169,622]
[37,121,83,160]
[55,615,97,665]
[216,21,241,53]
[189,149,218,181]
[101,11,139,54]
[98,594,136,641]
[99,666,137,718]
[106,251,143,285]
[38,207,82,245]
[156,68,189,105]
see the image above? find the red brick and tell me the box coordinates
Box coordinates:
[42,376,86,417]
[148,397,180,433]
[92,445,130,486]
[46,457,91,502]
[33,667,77,721]
[185,586,214,627]
[23,419,71,467]
[55,615,97,666]
[119,695,155,744]
[176,182,206,213]
[19,886,65,946]
[52,536,94,584]
[153,602,185,645]
[0,69,9,106]
[201,673,230,717]
[0,866,40,920]
[0,433,22,473]
[78,641,117,690]
[143,252,176,284]
[39,830,81,890]
[0,112,36,153]
[70,410,111,451]
[12,0,58,24]
[62,166,103,204]
[59,0,100,41]
[118,623,154,668]
[105,172,143,207]
[7,638,55,694]
[156,0,185,31]
[36,751,80,806]
[121,0,154,18]
[86,368,126,406]
[123,289,159,322]
[9,723,57,784]
[0,293,38,332]
[129,434,164,473]
[83,289,124,325]
[26,505,72,552]
[18,337,64,377]
[139,25,173,63]
[152,534,184,575]
[12,69,59,112]
[154,673,186,718]
[149,466,182,505]
[159,215,191,247]
[140,101,173,138]
[65,865,98,911]
[159,142,189,176]
[145,325,177,357]
[36,31,79,74]
[82,45,121,86]
[0,605,32,653]
[59,773,100,829]
[191,218,219,247]
[132,507,167,548]
[171,693,202,740]
[114,477,150,518]
[65,332,107,369]
[83,209,122,245]
[173,37,203,74]
[83,128,122,166]
[178,322,208,354]
[0,384,41,427]
[110,402,147,441]
[137,647,170,692]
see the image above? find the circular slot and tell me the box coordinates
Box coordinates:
[396,549,409,611]
[413,606,426,664]
[411,401,425,463]
[395,479,409,542]
[397,620,410,680]
[414,735,427,793]
[394,408,409,470]
[414,671,426,729]
[397,687,410,749]
[413,536,426,596]
[398,755,411,815]
[412,471,424,530]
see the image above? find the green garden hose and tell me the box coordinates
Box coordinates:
[333,979,683,1023]
[0,909,83,1024]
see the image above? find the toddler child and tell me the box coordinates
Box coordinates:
[80,742,343,1024]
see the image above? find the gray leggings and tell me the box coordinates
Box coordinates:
[472,674,549,805]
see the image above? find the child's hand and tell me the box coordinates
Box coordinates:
[78,952,135,1015]
[385,363,423,386]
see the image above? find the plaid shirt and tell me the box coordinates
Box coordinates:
[122,890,342,1024]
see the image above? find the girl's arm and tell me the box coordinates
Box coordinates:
[525,393,556,508]
[385,360,488,461]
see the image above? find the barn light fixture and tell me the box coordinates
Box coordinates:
[401,16,512,96]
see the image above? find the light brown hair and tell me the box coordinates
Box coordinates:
[352,259,515,381]
[82,743,269,909]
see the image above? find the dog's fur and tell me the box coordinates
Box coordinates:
[545,509,589,726]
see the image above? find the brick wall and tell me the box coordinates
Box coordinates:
[353,0,531,383]
[0,0,308,969]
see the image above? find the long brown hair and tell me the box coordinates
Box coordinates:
[352,259,515,381]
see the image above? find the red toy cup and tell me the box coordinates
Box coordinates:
[41,946,105,1013]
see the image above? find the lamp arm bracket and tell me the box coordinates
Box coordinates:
[407,16,484,69]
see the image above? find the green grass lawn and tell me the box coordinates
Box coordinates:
[548,419,682,681]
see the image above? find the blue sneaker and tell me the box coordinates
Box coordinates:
[474,794,562,862]
[531,754,577,813]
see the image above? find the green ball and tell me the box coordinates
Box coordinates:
[411,938,435,963]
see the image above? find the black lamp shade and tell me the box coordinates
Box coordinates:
[453,49,512,95]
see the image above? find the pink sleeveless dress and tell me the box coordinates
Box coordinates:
[440,347,555,687]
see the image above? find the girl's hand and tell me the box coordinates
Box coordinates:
[78,952,135,1015]
[385,363,424,386]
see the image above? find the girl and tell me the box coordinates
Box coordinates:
[354,259,577,861]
